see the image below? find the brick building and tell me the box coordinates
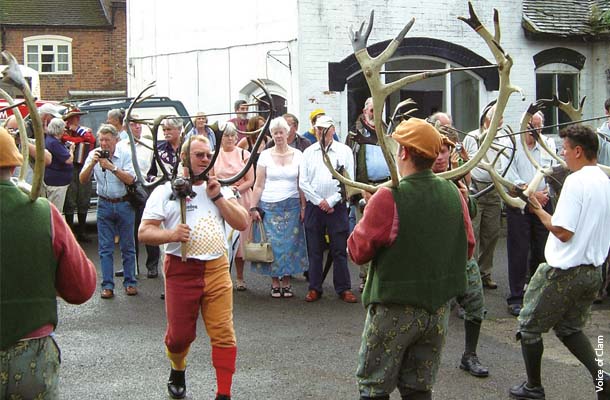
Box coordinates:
[127,0,610,138]
[0,0,127,101]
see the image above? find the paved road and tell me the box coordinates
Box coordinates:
[57,225,610,399]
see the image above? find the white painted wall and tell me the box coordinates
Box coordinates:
[126,0,609,133]
[127,0,298,120]
[296,0,610,135]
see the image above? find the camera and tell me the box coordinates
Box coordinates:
[99,150,111,159]
[455,142,463,152]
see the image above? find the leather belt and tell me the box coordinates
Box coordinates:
[99,195,129,203]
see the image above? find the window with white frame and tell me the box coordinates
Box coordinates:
[24,35,72,74]
[536,63,580,136]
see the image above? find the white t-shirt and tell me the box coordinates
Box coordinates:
[142,181,235,260]
[545,166,610,269]
[258,148,303,203]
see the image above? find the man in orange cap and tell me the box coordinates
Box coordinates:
[348,118,475,400]
[0,127,96,399]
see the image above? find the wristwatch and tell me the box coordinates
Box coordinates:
[111,165,118,173]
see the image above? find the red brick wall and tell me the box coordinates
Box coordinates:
[2,10,126,101]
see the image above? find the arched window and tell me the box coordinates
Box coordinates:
[24,35,73,74]
[534,48,585,135]
[330,38,497,134]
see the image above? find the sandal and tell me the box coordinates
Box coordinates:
[235,280,247,291]
[281,286,294,298]
[270,286,281,298]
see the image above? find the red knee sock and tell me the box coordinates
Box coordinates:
[212,345,237,397]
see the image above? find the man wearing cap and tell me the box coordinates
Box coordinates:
[348,118,474,400]
[37,103,63,134]
[303,109,339,144]
[0,127,96,399]
[80,124,138,299]
[61,106,96,242]
[504,111,556,317]
[300,115,357,303]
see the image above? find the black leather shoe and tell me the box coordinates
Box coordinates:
[460,352,489,377]
[115,269,124,277]
[216,395,231,400]
[147,269,158,278]
[509,381,545,399]
[167,369,186,399]
[508,304,522,317]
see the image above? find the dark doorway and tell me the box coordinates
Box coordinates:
[347,72,371,131]
[400,90,443,120]
[258,94,287,119]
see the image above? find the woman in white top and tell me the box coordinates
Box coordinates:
[250,117,308,298]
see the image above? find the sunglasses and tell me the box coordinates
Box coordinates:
[193,152,213,160]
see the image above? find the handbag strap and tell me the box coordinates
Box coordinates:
[249,220,268,243]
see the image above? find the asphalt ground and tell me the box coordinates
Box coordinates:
[56,223,610,400]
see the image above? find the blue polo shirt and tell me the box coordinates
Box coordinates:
[44,135,74,186]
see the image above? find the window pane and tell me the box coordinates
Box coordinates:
[42,45,53,52]
[58,63,68,72]
[385,59,446,120]
[27,45,38,53]
[41,63,54,73]
[26,53,39,63]
[536,73,556,135]
[557,74,578,129]
[58,54,68,63]
[58,45,68,53]
[451,71,479,134]
[41,54,54,63]
[27,63,38,70]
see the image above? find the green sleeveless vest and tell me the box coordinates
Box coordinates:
[1,181,58,350]
[362,170,468,313]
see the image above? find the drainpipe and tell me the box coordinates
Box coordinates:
[1,24,6,51]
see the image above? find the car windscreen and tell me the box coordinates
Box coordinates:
[79,105,190,141]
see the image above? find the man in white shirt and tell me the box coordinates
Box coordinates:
[463,103,512,290]
[509,124,610,400]
[504,112,556,317]
[139,135,249,400]
[299,115,357,303]
[117,118,159,278]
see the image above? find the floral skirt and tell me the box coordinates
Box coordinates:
[251,197,308,277]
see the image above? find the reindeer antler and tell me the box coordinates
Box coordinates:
[1,51,45,200]
[439,3,522,182]
[0,89,29,184]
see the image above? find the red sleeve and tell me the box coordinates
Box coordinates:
[459,191,476,260]
[347,187,398,264]
[83,131,96,146]
[50,204,97,304]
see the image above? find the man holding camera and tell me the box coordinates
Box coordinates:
[80,124,137,299]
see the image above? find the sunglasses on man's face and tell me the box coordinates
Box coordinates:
[193,152,213,160]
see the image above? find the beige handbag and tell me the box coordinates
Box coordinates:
[243,220,274,263]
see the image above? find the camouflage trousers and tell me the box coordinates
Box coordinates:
[357,302,449,397]
[456,258,486,322]
[0,335,60,400]
[518,263,603,338]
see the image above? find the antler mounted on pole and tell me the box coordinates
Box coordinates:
[322,2,521,198]
[1,51,45,200]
